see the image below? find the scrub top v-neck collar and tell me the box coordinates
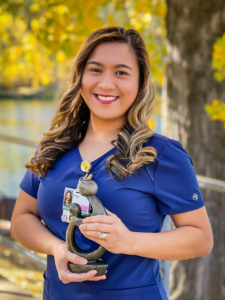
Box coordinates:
[76,145,117,167]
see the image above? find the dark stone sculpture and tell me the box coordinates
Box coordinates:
[66,174,108,276]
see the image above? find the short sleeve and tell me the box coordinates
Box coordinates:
[19,145,40,199]
[154,140,205,215]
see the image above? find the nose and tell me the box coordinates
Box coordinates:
[97,73,116,90]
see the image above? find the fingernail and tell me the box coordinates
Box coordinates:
[81,258,87,264]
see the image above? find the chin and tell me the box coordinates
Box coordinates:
[92,111,120,120]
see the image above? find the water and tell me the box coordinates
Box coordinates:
[0,99,161,199]
[0,99,56,198]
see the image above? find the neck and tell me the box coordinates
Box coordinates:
[86,113,126,142]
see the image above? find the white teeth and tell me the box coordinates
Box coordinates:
[96,95,118,101]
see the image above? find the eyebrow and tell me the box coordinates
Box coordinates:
[86,60,133,71]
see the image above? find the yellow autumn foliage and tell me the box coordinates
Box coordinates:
[212,33,225,82]
[0,0,166,91]
[205,99,225,129]
[206,33,225,128]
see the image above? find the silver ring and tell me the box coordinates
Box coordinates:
[99,232,106,240]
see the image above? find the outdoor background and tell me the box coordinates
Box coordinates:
[0,0,225,299]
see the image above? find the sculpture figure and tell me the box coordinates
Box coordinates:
[66,174,108,276]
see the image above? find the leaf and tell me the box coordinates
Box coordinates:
[212,32,225,82]
[204,100,225,129]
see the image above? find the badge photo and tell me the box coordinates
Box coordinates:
[63,189,73,210]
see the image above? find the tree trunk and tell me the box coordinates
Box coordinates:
[164,1,225,299]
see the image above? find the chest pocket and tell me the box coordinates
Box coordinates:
[97,283,163,300]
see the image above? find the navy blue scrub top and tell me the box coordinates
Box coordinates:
[19,133,205,300]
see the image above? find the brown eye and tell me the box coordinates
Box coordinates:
[116,71,127,75]
[90,69,101,72]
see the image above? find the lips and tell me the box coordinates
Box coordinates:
[94,94,119,104]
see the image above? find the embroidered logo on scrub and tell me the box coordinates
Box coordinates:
[192,193,198,201]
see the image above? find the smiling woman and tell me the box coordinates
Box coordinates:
[11,26,213,300]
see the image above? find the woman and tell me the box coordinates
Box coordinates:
[63,191,72,207]
[11,27,213,300]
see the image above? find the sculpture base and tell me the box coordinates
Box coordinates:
[68,259,108,276]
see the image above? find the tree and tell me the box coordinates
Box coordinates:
[165,1,225,299]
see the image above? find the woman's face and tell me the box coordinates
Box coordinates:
[66,193,70,201]
[80,42,139,121]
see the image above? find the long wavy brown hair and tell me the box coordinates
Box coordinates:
[25,26,157,181]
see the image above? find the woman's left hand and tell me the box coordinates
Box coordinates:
[79,208,133,255]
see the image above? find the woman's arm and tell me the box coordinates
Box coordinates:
[11,189,106,283]
[11,189,65,255]
[79,206,213,261]
[130,206,213,260]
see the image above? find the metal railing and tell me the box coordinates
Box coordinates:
[197,175,225,194]
[0,234,46,267]
[0,133,38,148]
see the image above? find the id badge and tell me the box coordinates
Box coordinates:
[61,187,90,223]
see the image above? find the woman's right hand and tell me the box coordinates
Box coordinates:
[52,240,106,284]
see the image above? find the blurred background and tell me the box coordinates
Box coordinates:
[0,0,224,299]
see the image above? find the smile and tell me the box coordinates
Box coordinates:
[94,94,119,104]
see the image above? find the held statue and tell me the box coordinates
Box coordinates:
[66,174,108,276]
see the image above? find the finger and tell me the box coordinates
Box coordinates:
[67,252,87,265]
[88,275,106,281]
[82,230,109,241]
[60,269,97,283]
[82,215,114,224]
[79,223,112,233]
